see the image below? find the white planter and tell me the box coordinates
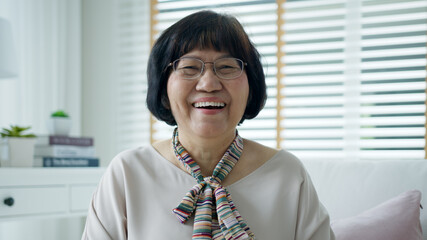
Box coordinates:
[47,117,72,136]
[0,137,36,167]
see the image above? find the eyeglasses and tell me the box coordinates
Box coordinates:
[169,57,247,80]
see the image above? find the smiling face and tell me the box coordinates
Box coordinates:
[166,48,249,140]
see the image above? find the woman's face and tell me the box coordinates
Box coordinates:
[166,48,249,139]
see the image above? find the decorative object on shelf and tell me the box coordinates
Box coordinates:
[34,135,98,168]
[0,125,36,167]
[0,17,18,79]
[47,110,72,136]
[36,135,93,147]
[34,156,100,167]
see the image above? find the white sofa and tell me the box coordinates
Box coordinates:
[301,159,427,239]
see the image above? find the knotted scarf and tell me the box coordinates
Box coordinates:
[172,128,255,240]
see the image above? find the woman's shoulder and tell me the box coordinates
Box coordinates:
[114,144,157,159]
[224,139,278,185]
[103,143,177,184]
[243,139,306,174]
[242,139,278,162]
[243,139,303,165]
[225,139,306,186]
[107,144,162,170]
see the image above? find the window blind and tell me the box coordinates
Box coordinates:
[279,0,427,160]
[115,0,152,151]
[279,0,352,160]
[359,0,427,160]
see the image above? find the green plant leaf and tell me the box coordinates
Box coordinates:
[0,125,36,138]
[1,128,12,135]
[51,110,69,118]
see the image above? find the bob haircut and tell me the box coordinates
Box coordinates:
[147,10,267,126]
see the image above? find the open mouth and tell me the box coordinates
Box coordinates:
[193,102,226,109]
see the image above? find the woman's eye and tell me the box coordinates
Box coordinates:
[219,65,234,69]
[185,65,199,69]
[217,65,238,73]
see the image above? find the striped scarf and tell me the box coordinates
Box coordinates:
[172,128,255,240]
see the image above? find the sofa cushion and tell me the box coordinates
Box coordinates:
[331,190,422,240]
[300,159,427,239]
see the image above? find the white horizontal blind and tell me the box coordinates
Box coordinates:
[115,0,151,151]
[152,0,278,147]
[359,0,427,160]
[280,0,348,160]
[280,0,427,160]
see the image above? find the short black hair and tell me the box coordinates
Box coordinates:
[146,10,267,126]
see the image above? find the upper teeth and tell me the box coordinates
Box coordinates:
[194,102,225,108]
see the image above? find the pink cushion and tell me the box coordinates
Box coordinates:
[331,190,423,240]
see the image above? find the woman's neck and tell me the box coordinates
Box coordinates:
[177,129,236,177]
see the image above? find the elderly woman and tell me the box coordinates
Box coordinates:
[82,10,335,240]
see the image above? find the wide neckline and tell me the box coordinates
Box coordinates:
[148,144,283,188]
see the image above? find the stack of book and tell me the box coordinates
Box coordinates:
[34,135,99,167]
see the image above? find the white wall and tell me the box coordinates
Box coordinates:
[82,0,118,167]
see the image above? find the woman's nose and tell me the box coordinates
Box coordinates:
[195,66,222,92]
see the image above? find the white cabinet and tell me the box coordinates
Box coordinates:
[0,168,104,221]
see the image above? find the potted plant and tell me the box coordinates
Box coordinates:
[0,125,37,167]
[47,110,72,136]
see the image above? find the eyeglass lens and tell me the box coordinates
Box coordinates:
[173,58,244,79]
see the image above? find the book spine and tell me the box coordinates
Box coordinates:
[35,157,99,167]
[48,136,93,146]
[34,146,96,158]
